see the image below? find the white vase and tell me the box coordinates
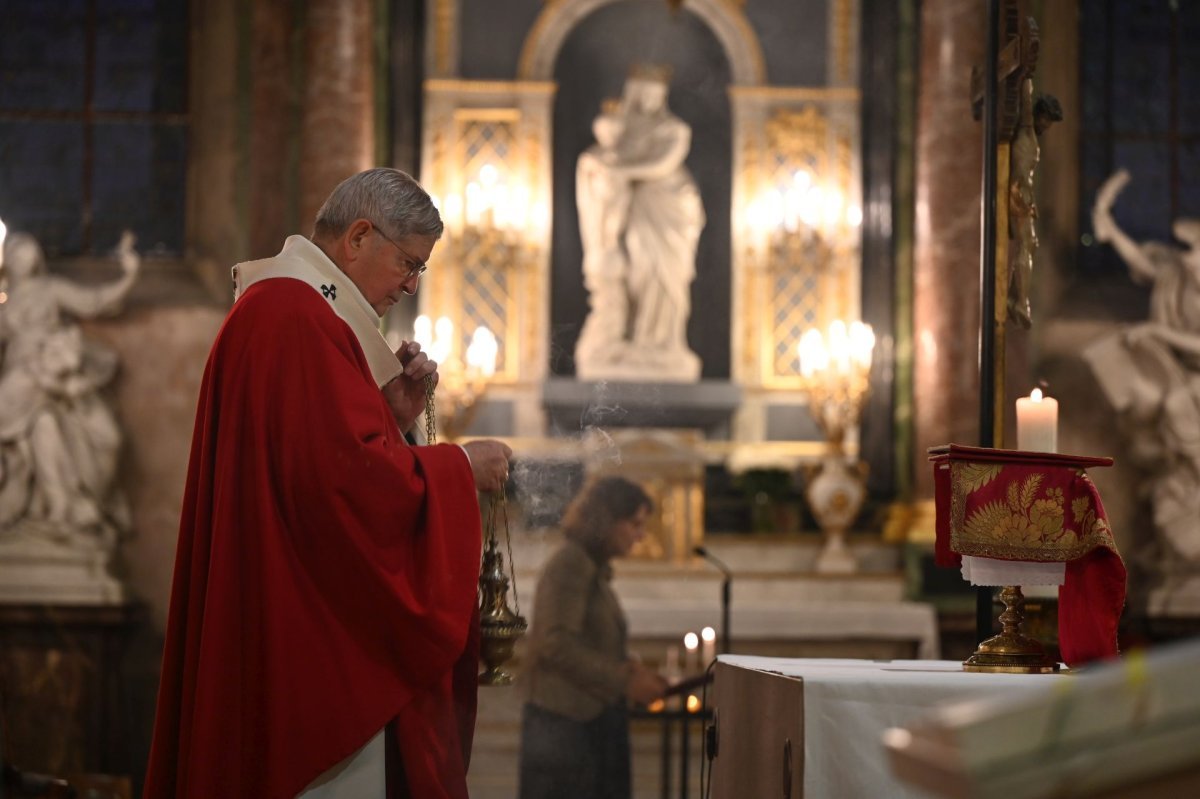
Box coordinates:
[805,455,867,574]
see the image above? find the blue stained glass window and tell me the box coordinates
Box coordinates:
[0,1,88,111]
[0,0,188,256]
[93,122,186,253]
[95,0,188,113]
[0,121,85,255]
[1182,4,1200,135]
[1079,0,1197,278]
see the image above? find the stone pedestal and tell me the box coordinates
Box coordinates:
[542,378,742,438]
[0,533,123,605]
[0,603,142,778]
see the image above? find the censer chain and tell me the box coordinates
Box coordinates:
[424,374,519,609]
[423,374,437,445]
[498,493,520,616]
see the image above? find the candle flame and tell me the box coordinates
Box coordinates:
[701,626,716,642]
[683,632,699,650]
[686,695,701,713]
[1031,388,1043,402]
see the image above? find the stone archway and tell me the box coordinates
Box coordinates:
[517,0,765,86]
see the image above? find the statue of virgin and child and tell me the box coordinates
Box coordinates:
[574,64,706,382]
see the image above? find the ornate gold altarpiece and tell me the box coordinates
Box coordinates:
[418,0,864,553]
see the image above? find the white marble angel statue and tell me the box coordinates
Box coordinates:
[0,227,139,579]
[1086,170,1200,567]
[574,64,705,382]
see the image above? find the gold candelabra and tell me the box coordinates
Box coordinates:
[797,321,874,573]
[418,163,544,440]
[415,315,497,442]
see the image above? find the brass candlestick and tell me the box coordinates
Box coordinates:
[962,585,1059,674]
[423,375,526,685]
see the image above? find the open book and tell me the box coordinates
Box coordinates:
[884,638,1200,798]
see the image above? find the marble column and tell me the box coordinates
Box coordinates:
[298,0,376,230]
[186,0,249,300]
[912,0,985,498]
[249,0,298,258]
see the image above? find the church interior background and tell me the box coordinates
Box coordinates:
[1,0,1198,796]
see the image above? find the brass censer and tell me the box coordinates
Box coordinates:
[477,495,527,685]
[424,376,527,686]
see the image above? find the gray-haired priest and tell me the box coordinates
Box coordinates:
[144,169,512,799]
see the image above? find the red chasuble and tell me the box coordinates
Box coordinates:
[144,278,481,798]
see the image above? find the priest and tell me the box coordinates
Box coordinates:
[144,168,512,799]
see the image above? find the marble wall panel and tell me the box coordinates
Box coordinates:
[83,304,226,630]
[912,0,985,497]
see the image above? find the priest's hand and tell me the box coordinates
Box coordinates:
[462,439,512,492]
[383,340,439,431]
[625,661,668,706]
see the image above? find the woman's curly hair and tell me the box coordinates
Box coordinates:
[561,476,653,557]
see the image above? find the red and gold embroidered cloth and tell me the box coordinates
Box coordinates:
[930,445,1126,667]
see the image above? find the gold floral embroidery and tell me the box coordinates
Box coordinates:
[1071,490,1113,544]
[950,464,1119,562]
[960,463,1003,493]
[965,477,1065,546]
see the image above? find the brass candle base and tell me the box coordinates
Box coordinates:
[962,585,1061,674]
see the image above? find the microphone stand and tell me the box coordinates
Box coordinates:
[693,546,732,656]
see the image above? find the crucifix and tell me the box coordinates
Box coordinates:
[966,0,1063,663]
[970,0,1041,447]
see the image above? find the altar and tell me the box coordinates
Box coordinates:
[710,647,1200,799]
[708,657,1057,799]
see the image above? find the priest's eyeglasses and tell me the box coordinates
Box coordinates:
[370,222,428,280]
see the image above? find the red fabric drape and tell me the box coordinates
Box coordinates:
[930,445,1125,667]
[145,279,481,798]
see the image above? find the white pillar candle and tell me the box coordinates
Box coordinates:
[683,631,699,674]
[1016,388,1058,452]
[701,626,716,667]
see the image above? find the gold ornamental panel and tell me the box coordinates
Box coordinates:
[744,104,860,389]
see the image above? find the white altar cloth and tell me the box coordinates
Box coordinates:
[716,656,1059,799]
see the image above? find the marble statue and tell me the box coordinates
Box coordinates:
[574,65,705,383]
[1087,170,1200,577]
[0,229,139,603]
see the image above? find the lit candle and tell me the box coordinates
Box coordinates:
[413,315,433,351]
[465,182,483,227]
[683,631,699,674]
[466,326,498,377]
[1016,388,1058,452]
[798,329,827,379]
[428,316,453,365]
[443,194,463,232]
[701,626,716,666]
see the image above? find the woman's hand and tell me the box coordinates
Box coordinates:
[625,661,668,705]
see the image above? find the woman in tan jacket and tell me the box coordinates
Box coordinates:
[518,476,668,799]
